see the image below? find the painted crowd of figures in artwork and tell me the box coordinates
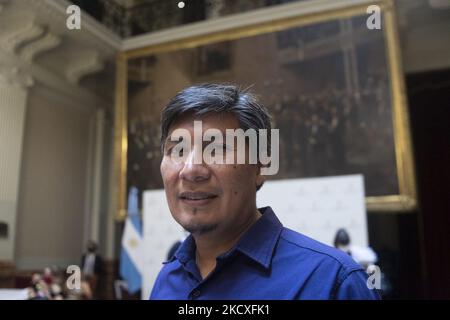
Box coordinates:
[126,16,399,197]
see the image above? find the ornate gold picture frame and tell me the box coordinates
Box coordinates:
[114,0,417,220]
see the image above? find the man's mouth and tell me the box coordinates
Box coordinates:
[179,191,218,205]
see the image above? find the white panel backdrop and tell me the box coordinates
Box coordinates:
[142,174,368,299]
[142,190,182,300]
[256,174,368,247]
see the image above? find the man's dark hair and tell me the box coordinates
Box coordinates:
[160,83,272,190]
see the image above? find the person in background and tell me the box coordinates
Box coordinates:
[333,228,392,297]
[333,228,378,270]
[81,240,103,298]
[42,267,53,286]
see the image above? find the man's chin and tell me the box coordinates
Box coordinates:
[182,221,219,235]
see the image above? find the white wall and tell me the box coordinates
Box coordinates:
[0,80,28,261]
[14,86,93,269]
[0,0,118,269]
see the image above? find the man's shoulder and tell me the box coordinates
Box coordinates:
[157,258,181,275]
[278,227,363,274]
[273,227,379,299]
[150,258,181,298]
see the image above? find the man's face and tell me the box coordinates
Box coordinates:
[160,113,264,235]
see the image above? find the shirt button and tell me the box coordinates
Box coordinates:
[191,289,201,298]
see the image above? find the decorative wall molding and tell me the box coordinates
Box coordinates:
[0,48,109,111]
[20,32,62,63]
[66,51,105,84]
[0,0,119,110]
[0,22,44,53]
[43,0,122,51]
[0,64,34,88]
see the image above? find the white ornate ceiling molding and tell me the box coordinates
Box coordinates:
[0,22,45,53]
[19,32,62,63]
[0,0,120,111]
[65,51,105,84]
[0,47,109,111]
[0,64,34,88]
[0,0,120,68]
[39,0,122,51]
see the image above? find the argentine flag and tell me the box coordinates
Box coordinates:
[120,186,144,294]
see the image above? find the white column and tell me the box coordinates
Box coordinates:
[83,109,105,245]
[0,67,33,261]
[105,123,116,259]
[90,109,105,242]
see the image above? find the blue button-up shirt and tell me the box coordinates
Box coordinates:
[150,207,380,300]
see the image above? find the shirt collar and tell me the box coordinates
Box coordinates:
[234,206,283,269]
[169,206,283,270]
[169,235,195,265]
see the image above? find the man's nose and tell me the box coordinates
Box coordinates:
[179,147,211,182]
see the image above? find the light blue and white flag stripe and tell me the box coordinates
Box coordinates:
[119,186,144,294]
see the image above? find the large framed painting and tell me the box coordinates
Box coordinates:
[114,0,417,219]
